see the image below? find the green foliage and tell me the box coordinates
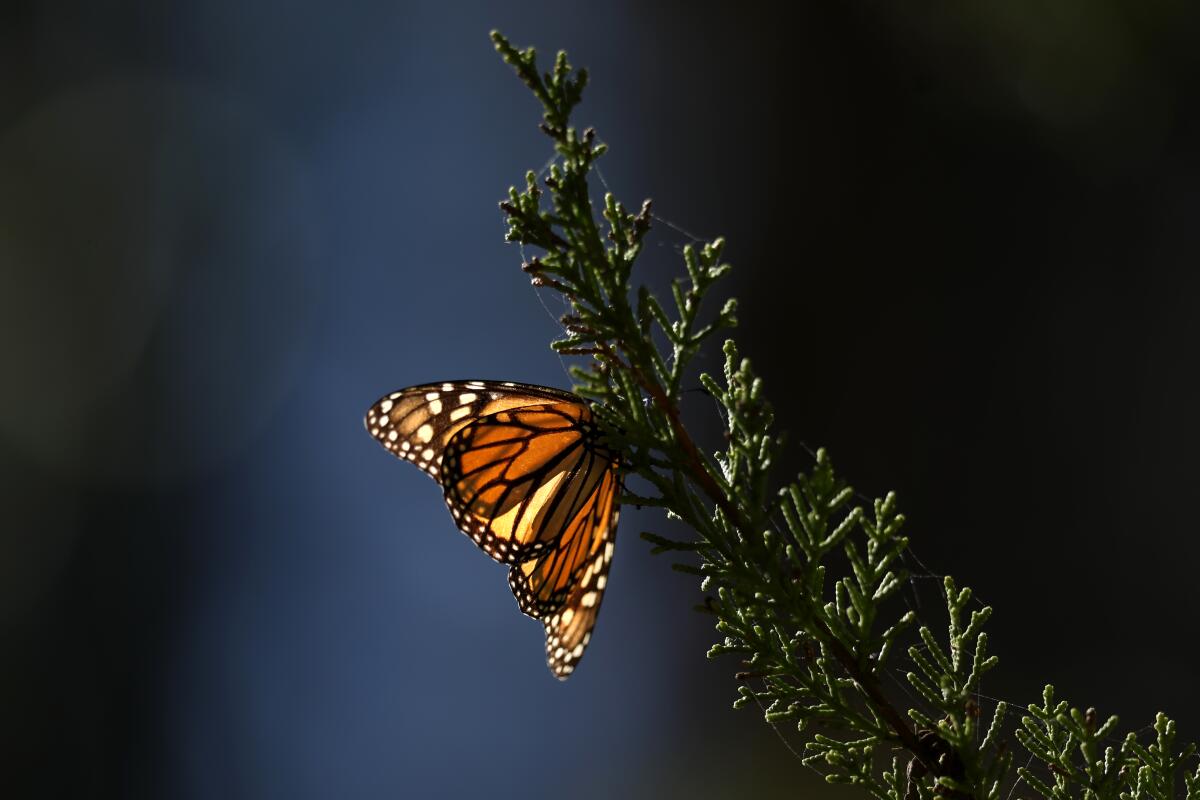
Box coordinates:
[1015,690,1198,800]
[489,30,1196,800]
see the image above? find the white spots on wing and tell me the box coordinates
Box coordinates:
[441,383,455,391]
[428,398,443,415]
[596,575,607,590]
[458,392,477,405]
[465,381,486,390]
[400,441,411,452]
[572,644,584,658]
[449,406,471,422]
[379,399,393,415]
[604,541,614,560]
[582,632,591,646]
[425,391,440,401]
[387,430,398,442]
[502,381,516,387]
[416,424,433,443]
[581,591,597,608]
[421,447,435,462]
[561,608,574,625]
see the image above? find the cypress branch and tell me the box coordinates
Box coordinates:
[489,30,1197,800]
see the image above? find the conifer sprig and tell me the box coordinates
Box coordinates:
[489,30,1196,800]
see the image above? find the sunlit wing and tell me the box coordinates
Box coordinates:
[508,465,619,679]
[439,402,609,564]
[365,380,576,481]
[364,379,621,678]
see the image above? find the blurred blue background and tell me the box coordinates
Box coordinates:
[4,2,1200,798]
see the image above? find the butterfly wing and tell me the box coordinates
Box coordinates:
[365,380,620,678]
[365,380,576,481]
[439,402,613,564]
[508,465,619,679]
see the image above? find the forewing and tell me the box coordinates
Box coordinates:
[364,380,575,479]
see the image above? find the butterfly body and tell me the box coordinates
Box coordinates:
[365,380,619,678]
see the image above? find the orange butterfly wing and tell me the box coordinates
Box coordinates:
[509,465,618,678]
[366,381,583,563]
[440,402,611,564]
[365,381,574,484]
[365,381,620,678]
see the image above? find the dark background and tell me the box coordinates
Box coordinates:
[3,2,1199,798]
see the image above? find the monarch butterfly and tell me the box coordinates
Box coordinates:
[364,380,619,679]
